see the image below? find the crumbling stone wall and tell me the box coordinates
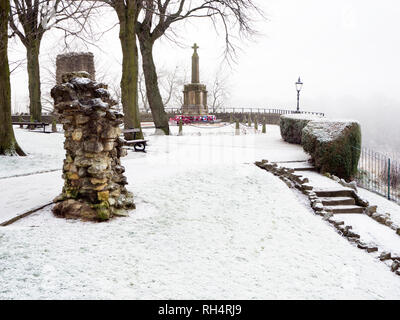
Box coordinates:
[51,71,135,221]
[56,52,95,84]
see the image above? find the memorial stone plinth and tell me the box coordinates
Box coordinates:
[51,71,135,221]
[182,43,208,115]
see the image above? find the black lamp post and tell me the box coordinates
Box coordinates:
[295,77,303,112]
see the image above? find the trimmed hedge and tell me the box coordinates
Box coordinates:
[280,114,324,144]
[302,120,361,180]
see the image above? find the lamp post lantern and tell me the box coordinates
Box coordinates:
[295,77,303,112]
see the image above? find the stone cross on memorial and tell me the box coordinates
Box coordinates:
[181,43,208,115]
[191,43,200,84]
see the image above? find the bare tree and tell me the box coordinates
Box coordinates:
[91,0,144,140]
[95,59,123,112]
[0,0,25,155]
[9,58,25,74]
[138,64,186,112]
[40,54,57,113]
[136,0,262,135]
[159,66,179,107]
[138,68,150,112]
[107,77,122,112]
[9,0,100,121]
[170,65,188,109]
[207,70,230,113]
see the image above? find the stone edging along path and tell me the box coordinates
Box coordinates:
[0,202,53,226]
[255,159,400,277]
[0,169,62,180]
[323,172,400,235]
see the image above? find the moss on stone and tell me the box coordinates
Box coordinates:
[96,207,110,220]
[97,190,109,201]
[302,120,361,180]
[262,118,266,134]
[93,201,111,220]
[280,114,322,144]
[67,172,79,180]
[64,186,79,199]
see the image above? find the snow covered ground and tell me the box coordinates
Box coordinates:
[296,170,400,261]
[333,214,400,257]
[357,188,400,227]
[0,126,65,179]
[0,124,400,299]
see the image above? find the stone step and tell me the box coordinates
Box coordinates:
[320,197,355,206]
[324,205,364,214]
[293,167,316,172]
[314,189,355,198]
[274,161,316,171]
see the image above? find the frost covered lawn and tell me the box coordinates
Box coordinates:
[0,124,400,299]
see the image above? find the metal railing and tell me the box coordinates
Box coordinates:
[354,146,400,204]
[164,107,325,117]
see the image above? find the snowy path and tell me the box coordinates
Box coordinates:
[298,170,400,227]
[357,188,400,227]
[334,214,400,256]
[0,124,399,299]
[0,128,65,179]
[300,171,350,190]
[0,125,308,224]
[0,171,63,225]
[296,170,400,262]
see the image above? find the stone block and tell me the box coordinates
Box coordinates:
[280,113,324,144]
[302,120,361,180]
[51,73,135,221]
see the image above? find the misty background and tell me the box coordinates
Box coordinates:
[8,0,400,154]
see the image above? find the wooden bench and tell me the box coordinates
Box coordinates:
[12,122,50,133]
[122,128,148,152]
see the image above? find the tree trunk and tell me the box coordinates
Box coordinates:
[138,36,170,135]
[0,0,25,156]
[116,4,143,140]
[26,41,42,121]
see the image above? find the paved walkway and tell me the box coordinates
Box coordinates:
[0,171,62,225]
[282,167,400,260]
[0,125,308,225]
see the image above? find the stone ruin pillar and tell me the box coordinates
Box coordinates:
[51,71,135,221]
[56,52,95,84]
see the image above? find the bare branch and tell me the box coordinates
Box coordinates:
[137,0,264,63]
